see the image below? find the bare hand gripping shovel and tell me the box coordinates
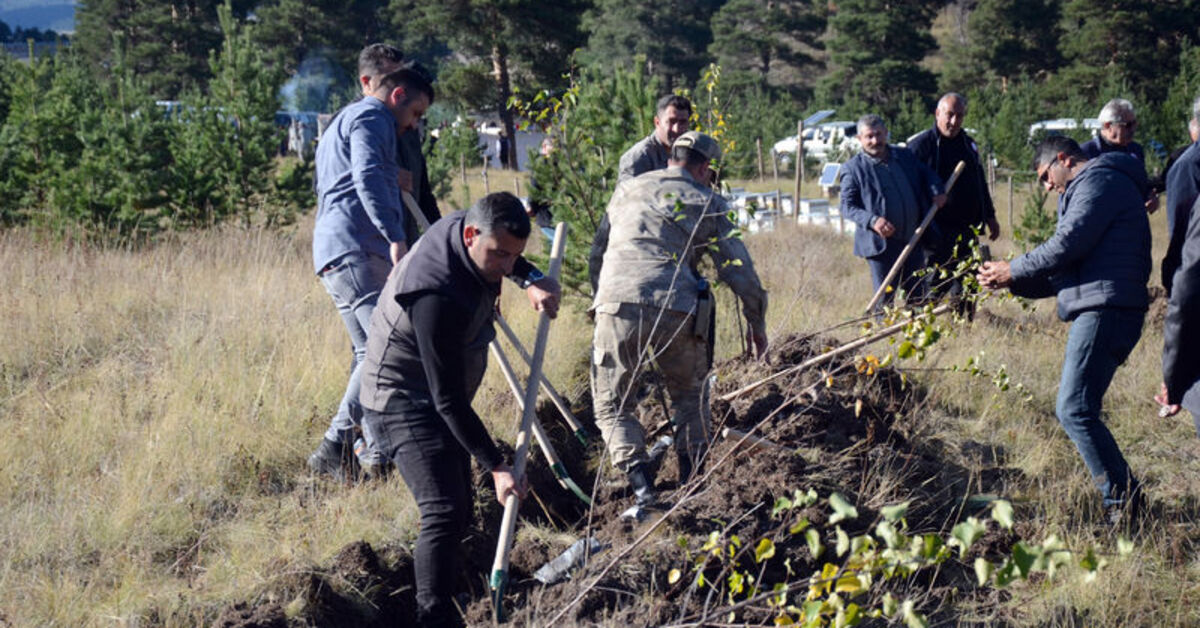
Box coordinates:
[490,222,567,623]
[863,161,966,315]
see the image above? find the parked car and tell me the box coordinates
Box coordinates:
[773,120,860,164]
[1027,118,1101,142]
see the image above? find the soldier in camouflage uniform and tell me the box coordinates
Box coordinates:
[591,132,768,509]
[589,95,693,290]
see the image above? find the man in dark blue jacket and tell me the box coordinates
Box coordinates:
[908,93,999,306]
[840,114,945,313]
[978,136,1151,522]
[1164,96,1200,295]
[1157,195,1200,436]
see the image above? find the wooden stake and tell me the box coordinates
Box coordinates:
[863,162,965,315]
[756,137,765,182]
[793,119,804,205]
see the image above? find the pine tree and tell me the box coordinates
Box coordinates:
[707,0,825,91]
[390,0,586,169]
[818,0,939,119]
[579,0,723,89]
[249,0,390,78]
[73,0,253,99]
[964,0,1062,86]
[1057,0,1195,102]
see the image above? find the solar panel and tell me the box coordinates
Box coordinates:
[818,163,841,187]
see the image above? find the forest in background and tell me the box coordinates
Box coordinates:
[1,0,1199,240]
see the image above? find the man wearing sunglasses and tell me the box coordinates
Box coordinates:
[977,136,1151,526]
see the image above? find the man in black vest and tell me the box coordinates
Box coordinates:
[359,193,559,627]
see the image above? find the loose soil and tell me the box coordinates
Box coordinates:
[213,332,1029,627]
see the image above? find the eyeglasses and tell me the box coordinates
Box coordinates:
[1111,120,1137,129]
[1037,160,1056,186]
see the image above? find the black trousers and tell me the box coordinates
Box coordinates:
[365,407,474,628]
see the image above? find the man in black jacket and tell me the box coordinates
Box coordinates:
[908,93,1000,307]
[359,193,559,627]
[1157,195,1200,436]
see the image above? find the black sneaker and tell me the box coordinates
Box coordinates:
[307,438,358,482]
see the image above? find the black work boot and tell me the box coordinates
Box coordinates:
[626,461,658,508]
[677,446,707,485]
[307,437,358,482]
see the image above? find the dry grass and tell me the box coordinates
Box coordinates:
[1,178,1197,626]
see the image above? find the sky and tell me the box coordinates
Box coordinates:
[0,1,75,33]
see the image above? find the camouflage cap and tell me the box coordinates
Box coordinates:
[673,131,721,163]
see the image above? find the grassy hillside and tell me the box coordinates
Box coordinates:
[2,177,1198,626]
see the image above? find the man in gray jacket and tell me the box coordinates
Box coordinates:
[592,132,768,510]
[978,136,1151,522]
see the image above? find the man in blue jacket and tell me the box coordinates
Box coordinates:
[1157,195,1200,436]
[840,114,945,313]
[307,63,433,480]
[978,136,1151,523]
[1164,96,1200,295]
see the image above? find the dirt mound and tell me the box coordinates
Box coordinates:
[218,331,1024,626]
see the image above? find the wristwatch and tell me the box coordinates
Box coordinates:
[520,267,545,289]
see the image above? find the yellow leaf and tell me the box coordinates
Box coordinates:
[854,399,863,418]
[668,569,682,585]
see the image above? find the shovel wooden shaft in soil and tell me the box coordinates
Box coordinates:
[491,222,567,623]
[863,161,966,315]
[489,341,593,506]
[719,303,952,402]
[495,313,590,445]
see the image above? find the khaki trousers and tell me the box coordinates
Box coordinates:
[591,303,709,473]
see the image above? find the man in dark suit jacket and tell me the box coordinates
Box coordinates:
[840,114,945,313]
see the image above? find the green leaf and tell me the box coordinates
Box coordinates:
[1079,547,1098,571]
[897,341,915,359]
[881,501,909,523]
[901,600,928,628]
[756,538,776,563]
[805,528,823,559]
[836,527,850,557]
[950,518,986,557]
[1011,542,1037,577]
[789,518,810,535]
[974,557,993,586]
[1117,537,1135,556]
[991,500,1014,530]
[876,521,902,548]
[829,493,859,524]
[881,593,898,617]
[772,496,794,518]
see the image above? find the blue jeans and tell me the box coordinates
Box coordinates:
[1056,308,1144,507]
[318,251,391,449]
[866,241,927,313]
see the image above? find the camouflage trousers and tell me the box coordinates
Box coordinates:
[591,303,710,473]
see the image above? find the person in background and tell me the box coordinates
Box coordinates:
[907,93,1000,311]
[840,114,946,314]
[306,64,434,481]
